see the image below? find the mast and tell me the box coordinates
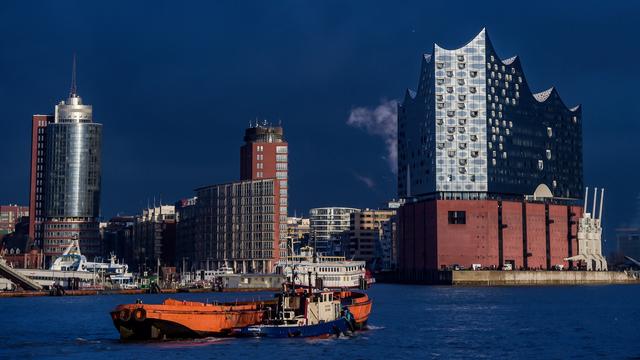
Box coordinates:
[598,188,605,221]
[583,187,589,216]
[592,188,597,218]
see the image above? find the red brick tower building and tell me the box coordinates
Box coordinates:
[28,114,54,249]
[239,122,288,259]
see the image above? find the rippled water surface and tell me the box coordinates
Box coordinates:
[1,284,639,359]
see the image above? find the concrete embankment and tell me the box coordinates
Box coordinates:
[451,270,639,286]
[385,270,640,285]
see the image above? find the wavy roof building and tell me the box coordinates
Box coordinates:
[398,28,583,200]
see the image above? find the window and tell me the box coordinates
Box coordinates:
[547,127,553,137]
[437,78,445,85]
[469,87,477,93]
[470,71,477,78]
[538,160,544,171]
[446,71,453,77]
[448,211,466,224]
[546,149,552,160]
[276,146,288,154]
[276,162,287,170]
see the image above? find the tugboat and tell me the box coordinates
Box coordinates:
[232,284,352,338]
[108,282,372,340]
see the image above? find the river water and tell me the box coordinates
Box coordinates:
[1,284,639,359]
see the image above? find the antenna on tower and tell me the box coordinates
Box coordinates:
[70,53,77,96]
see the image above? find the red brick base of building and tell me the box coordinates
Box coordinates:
[398,198,582,281]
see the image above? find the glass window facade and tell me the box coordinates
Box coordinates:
[398,29,583,200]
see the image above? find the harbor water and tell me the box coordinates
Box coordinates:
[1,284,639,359]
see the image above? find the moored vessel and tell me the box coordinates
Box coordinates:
[275,246,374,289]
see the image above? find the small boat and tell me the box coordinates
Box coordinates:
[232,286,352,338]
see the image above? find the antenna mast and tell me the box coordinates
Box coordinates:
[70,53,77,96]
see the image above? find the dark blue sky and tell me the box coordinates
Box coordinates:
[1,1,639,244]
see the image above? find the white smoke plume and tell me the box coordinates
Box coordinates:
[354,173,376,189]
[347,99,398,174]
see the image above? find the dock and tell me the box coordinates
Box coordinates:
[389,270,640,286]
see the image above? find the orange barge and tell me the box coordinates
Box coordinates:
[110,299,274,340]
[110,290,372,340]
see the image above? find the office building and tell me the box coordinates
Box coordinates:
[28,114,54,248]
[348,209,396,267]
[286,216,310,254]
[0,204,29,235]
[40,74,103,261]
[175,197,197,272]
[101,216,135,264]
[397,29,586,277]
[193,178,281,273]
[132,205,176,271]
[309,207,359,255]
[240,122,288,258]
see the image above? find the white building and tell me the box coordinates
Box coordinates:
[309,207,359,255]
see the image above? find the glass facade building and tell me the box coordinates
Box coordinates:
[42,92,102,259]
[398,29,583,200]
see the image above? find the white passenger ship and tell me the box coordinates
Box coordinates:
[15,240,134,289]
[275,247,373,289]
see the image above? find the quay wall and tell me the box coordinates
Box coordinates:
[391,270,640,285]
[452,270,639,285]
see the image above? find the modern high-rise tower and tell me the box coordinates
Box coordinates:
[398,28,583,200]
[28,114,54,249]
[240,122,288,258]
[40,63,103,261]
[397,29,587,276]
